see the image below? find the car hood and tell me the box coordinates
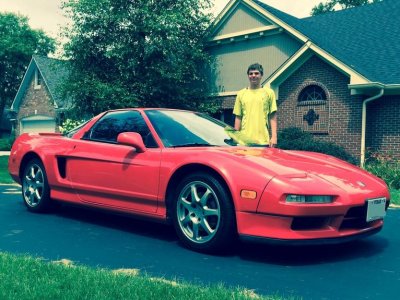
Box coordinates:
[209,147,387,192]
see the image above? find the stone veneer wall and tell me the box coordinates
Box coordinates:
[16,76,57,135]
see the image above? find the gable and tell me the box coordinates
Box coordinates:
[213,2,273,38]
[11,56,71,113]
[209,32,302,93]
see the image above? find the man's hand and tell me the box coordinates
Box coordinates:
[269,136,277,148]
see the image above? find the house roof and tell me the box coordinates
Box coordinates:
[253,0,400,85]
[11,55,71,111]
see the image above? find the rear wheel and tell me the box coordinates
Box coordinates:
[172,172,236,253]
[22,159,51,213]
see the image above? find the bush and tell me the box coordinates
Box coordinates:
[0,138,13,151]
[365,152,400,190]
[59,119,85,134]
[277,127,357,164]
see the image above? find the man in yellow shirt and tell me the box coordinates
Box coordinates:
[233,63,277,147]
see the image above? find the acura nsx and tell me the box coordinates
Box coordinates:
[8,108,390,252]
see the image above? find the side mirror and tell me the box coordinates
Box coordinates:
[117,132,147,153]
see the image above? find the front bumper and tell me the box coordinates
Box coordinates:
[239,226,382,246]
[236,203,385,243]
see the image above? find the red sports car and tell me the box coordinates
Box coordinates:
[8,108,390,252]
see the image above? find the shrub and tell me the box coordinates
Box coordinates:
[59,119,85,134]
[0,138,13,151]
[277,127,357,164]
[365,152,400,190]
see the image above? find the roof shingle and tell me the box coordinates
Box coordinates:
[254,0,400,84]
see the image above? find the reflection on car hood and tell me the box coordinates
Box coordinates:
[210,147,385,190]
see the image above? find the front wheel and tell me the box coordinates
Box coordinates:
[22,159,51,213]
[172,172,236,253]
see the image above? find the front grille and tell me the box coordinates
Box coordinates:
[291,216,329,230]
[340,204,370,230]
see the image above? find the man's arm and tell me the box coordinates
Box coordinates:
[234,116,242,131]
[269,112,277,147]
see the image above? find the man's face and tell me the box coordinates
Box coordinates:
[248,69,262,87]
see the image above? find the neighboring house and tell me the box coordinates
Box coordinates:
[10,55,71,135]
[208,0,400,165]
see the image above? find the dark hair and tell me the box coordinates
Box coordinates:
[247,63,264,76]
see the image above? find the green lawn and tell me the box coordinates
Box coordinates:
[0,252,286,300]
[390,189,400,206]
[0,156,14,184]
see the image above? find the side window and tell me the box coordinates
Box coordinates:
[84,110,158,148]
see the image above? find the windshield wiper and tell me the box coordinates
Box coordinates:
[172,143,215,148]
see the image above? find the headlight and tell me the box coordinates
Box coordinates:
[286,195,333,204]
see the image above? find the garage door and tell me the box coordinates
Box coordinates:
[20,115,56,134]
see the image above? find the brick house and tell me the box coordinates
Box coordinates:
[10,55,71,135]
[208,0,400,166]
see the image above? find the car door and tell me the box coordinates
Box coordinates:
[66,110,161,213]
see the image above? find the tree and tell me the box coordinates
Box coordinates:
[0,13,56,128]
[311,0,382,16]
[61,0,216,117]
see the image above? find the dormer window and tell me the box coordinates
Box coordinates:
[34,70,42,89]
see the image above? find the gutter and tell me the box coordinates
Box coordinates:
[360,88,384,168]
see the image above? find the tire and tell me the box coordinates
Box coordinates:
[21,159,51,213]
[172,172,236,253]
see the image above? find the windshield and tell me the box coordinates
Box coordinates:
[145,110,239,147]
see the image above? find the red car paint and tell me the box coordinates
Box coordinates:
[8,108,390,248]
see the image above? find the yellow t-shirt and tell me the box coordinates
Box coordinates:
[233,87,277,145]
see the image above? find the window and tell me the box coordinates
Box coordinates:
[34,70,42,89]
[298,85,326,102]
[296,84,329,133]
[84,110,158,148]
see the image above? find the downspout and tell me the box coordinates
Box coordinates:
[360,88,384,168]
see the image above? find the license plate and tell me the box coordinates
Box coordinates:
[366,198,386,222]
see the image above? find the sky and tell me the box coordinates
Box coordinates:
[0,0,323,39]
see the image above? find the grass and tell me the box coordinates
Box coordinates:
[390,189,400,206]
[0,156,14,184]
[0,138,12,151]
[0,252,284,300]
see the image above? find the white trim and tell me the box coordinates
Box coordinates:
[211,0,371,91]
[265,41,370,95]
[308,42,368,85]
[243,0,308,43]
[264,42,312,87]
[349,82,400,90]
[21,115,55,122]
[211,0,308,43]
[211,0,238,30]
[209,0,241,37]
[210,25,280,42]
[360,89,384,168]
[11,58,35,110]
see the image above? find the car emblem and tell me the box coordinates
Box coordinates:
[356,181,366,187]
